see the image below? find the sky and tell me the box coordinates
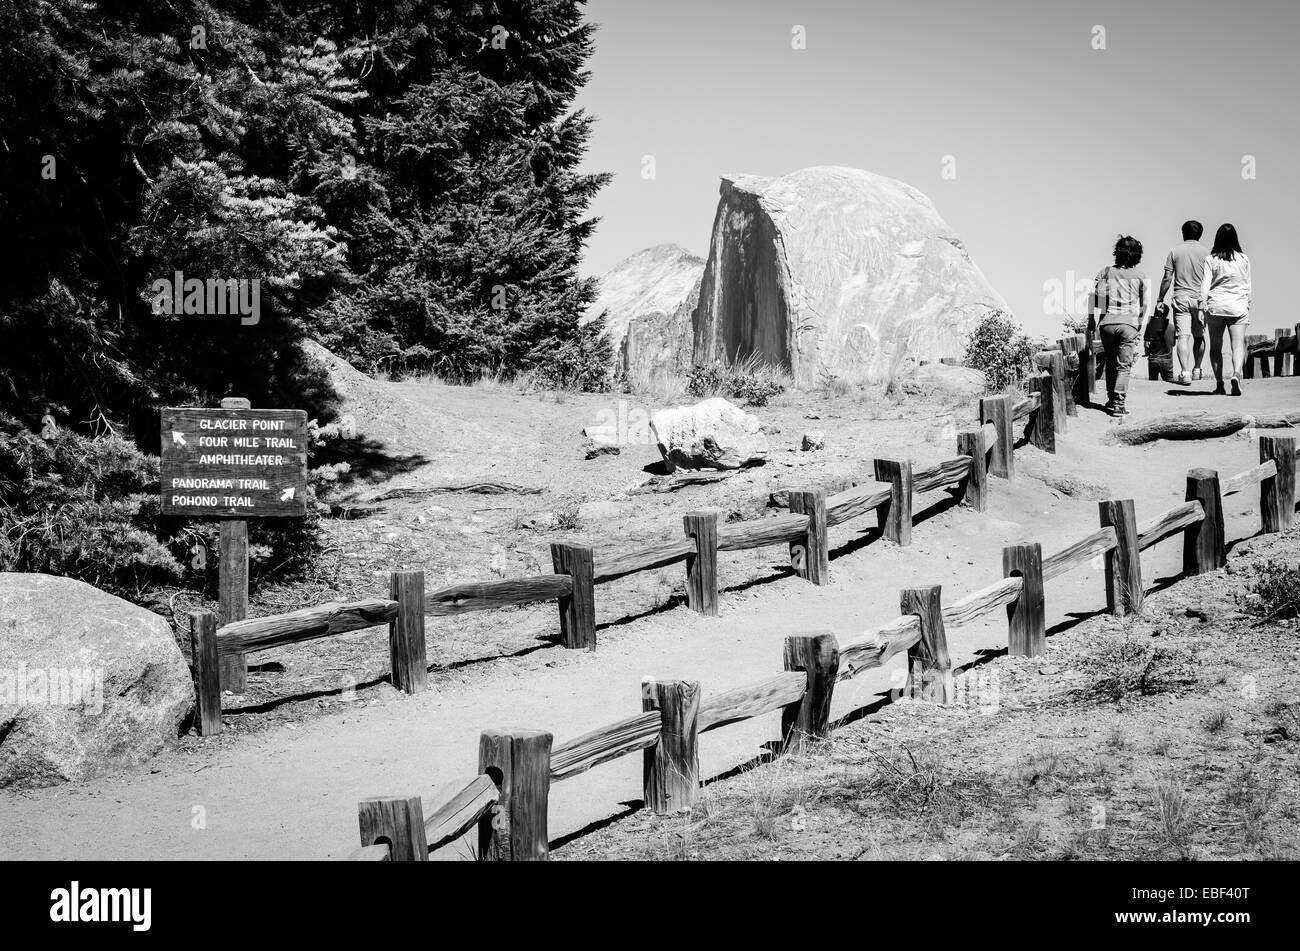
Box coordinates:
[574,0,1300,337]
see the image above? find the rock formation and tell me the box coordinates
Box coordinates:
[0,573,194,787]
[583,244,703,379]
[694,166,1008,385]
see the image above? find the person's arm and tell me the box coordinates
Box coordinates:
[1138,277,1150,338]
[1243,256,1252,310]
[1157,252,1174,303]
[1198,257,1213,310]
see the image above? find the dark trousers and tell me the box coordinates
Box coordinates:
[1100,322,1139,405]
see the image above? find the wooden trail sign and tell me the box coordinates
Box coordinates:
[160,406,308,518]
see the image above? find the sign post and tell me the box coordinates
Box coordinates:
[161,398,308,695]
[217,398,251,691]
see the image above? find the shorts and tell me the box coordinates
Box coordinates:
[1171,298,1203,337]
[1206,311,1250,329]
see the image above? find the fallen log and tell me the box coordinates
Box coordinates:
[365,482,544,502]
[1107,411,1300,446]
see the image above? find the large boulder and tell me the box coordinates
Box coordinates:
[0,573,194,788]
[694,166,1009,386]
[583,244,704,379]
[650,398,768,472]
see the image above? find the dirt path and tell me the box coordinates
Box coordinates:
[1,376,1295,860]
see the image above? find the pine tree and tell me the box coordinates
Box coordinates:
[310,0,613,384]
[0,0,359,438]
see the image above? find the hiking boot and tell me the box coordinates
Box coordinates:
[1231,377,1242,396]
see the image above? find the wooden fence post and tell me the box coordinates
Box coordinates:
[1071,332,1091,407]
[787,489,829,585]
[1058,336,1081,416]
[901,585,952,704]
[873,458,914,545]
[1275,329,1288,378]
[389,569,427,694]
[1244,334,1267,379]
[218,397,251,693]
[1034,350,1068,434]
[551,542,596,650]
[956,428,988,511]
[641,679,700,814]
[1183,469,1225,576]
[1098,499,1143,615]
[218,520,249,693]
[190,610,222,736]
[478,728,553,861]
[780,632,839,753]
[1026,371,1057,453]
[682,511,719,616]
[1260,436,1296,534]
[1002,544,1045,656]
[979,395,1015,478]
[358,796,427,862]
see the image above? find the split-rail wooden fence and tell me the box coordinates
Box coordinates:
[344,430,1297,861]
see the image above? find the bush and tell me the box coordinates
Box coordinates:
[686,355,787,407]
[1242,561,1300,620]
[0,416,180,597]
[1086,634,1195,704]
[527,318,615,393]
[963,311,1041,392]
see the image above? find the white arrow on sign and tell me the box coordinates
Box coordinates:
[171,431,187,447]
[280,487,295,502]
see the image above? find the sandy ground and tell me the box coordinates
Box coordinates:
[1,371,1296,860]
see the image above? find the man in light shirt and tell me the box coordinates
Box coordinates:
[1156,221,1210,384]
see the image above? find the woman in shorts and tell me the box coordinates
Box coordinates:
[1199,224,1252,395]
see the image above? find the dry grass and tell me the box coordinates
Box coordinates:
[1152,775,1192,859]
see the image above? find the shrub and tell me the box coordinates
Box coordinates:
[1242,561,1300,620]
[0,415,180,597]
[963,311,1041,392]
[1062,314,1091,335]
[1086,633,1195,703]
[687,355,787,407]
[527,319,615,393]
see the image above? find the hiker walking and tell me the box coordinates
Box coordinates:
[1199,223,1252,395]
[1156,220,1210,383]
[1089,235,1150,416]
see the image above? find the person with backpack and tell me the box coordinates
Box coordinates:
[1199,223,1253,395]
[1144,301,1175,382]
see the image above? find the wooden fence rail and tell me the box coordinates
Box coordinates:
[341,433,1299,860]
